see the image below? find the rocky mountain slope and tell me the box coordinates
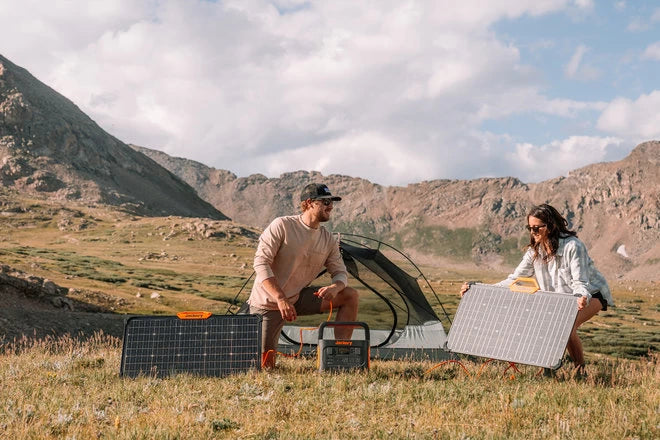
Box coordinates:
[132,142,660,280]
[0,55,227,219]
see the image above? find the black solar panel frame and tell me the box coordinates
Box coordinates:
[120,314,262,378]
[447,284,578,369]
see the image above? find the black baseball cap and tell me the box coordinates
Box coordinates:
[300,183,342,202]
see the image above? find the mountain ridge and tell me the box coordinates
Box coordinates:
[131,142,660,280]
[0,54,227,220]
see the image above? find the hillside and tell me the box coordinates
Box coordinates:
[0,189,259,341]
[0,188,656,357]
[0,54,227,219]
[132,141,660,280]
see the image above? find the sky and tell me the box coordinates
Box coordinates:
[1,0,659,186]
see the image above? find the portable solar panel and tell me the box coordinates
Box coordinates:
[447,283,579,369]
[120,313,262,378]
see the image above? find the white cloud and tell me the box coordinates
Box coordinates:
[642,42,660,60]
[540,98,607,117]
[564,45,600,80]
[0,0,640,186]
[573,0,594,10]
[257,131,436,185]
[597,91,660,139]
[0,0,154,77]
[652,8,660,22]
[564,44,584,77]
[509,136,626,182]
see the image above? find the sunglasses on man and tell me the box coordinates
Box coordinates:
[526,225,547,233]
[313,199,334,206]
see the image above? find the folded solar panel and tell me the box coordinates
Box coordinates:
[120,314,262,378]
[447,284,578,369]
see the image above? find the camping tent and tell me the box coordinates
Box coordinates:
[229,233,454,361]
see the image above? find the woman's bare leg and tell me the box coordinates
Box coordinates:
[566,299,602,367]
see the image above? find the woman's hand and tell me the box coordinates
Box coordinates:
[460,282,471,297]
[577,295,589,310]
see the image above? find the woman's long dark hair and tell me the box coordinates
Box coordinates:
[527,204,577,262]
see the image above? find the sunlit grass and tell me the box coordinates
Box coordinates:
[0,333,657,439]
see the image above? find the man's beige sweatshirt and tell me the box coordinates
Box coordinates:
[248,215,348,310]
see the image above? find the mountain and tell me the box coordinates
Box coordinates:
[132,142,660,280]
[1,54,654,280]
[0,55,227,219]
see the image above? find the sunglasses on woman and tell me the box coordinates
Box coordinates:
[526,224,547,233]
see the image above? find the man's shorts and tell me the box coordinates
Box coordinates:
[249,286,324,353]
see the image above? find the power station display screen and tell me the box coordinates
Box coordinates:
[322,345,366,368]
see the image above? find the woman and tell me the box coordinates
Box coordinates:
[460,204,613,373]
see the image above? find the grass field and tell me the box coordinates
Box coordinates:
[0,193,658,439]
[1,334,657,439]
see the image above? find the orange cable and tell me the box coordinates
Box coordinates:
[477,358,523,380]
[476,358,497,377]
[501,362,521,378]
[262,301,335,367]
[423,360,472,377]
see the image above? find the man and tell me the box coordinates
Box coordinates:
[247,183,359,368]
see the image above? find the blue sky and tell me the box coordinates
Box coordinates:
[1,0,659,185]
[487,1,660,148]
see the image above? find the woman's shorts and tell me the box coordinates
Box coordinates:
[592,292,607,311]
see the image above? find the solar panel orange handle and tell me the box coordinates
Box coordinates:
[176,311,212,320]
[509,277,540,294]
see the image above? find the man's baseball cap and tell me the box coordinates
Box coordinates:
[300,183,342,202]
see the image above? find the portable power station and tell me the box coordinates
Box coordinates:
[317,321,370,372]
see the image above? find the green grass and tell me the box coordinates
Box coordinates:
[0,245,250,306]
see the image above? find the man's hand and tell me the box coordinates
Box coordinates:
[278,297,297,322]
[314,283,342,302]
[262,277,297,321]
